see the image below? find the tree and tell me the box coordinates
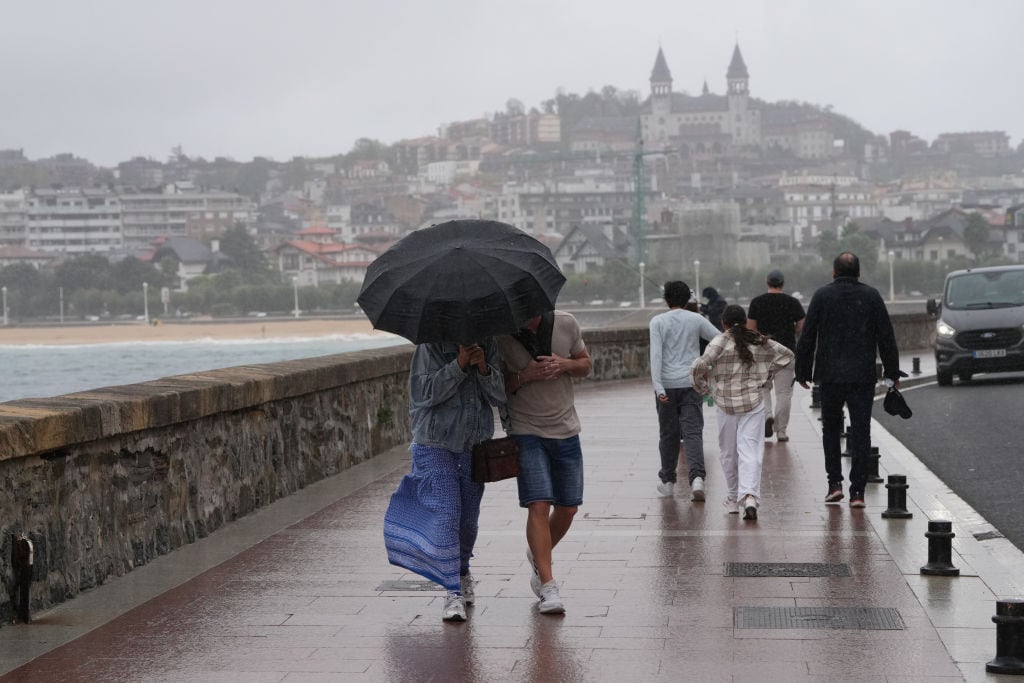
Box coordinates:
[218,225,274,283]
[963,212,991,262]
[111,257,164,294]
[816,229,840,262]
[54,254,113,292]
[0,263,44,291]
[347,138,387,161]
[816,223,879,275]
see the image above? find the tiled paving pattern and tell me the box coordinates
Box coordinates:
[2,353,1022,682]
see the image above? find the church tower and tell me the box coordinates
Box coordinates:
[650,47,673,118]
[726,43,749,96]
[725,42,759,145]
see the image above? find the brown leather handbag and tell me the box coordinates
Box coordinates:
[471,436,520,483]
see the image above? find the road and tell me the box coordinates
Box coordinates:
[874,371,1024,553]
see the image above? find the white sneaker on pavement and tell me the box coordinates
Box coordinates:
[724,498,739,514]
[526,549,543,597]
[442,591,466,622]
[538,580,565,614]
[657,481,675,497]
[460,573,476,606]
[742,494,758,520]
[691,476,705,501]
[776,430,789,442]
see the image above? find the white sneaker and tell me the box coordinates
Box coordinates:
[442,591,466,622]
[742,494,758,521]
[691,477,705,501]
[526,549,543,597]
[460,573,476,606]
[724,498,739,514]
[538,580,565,614]
[657,481,675,497]
[776,430,789,442]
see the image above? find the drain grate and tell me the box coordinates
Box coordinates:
[375,580,442,592]
[735,606,904,630]
[583,513,647,520]
[726,562,851,577]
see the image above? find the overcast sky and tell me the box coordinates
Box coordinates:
[3,0,1022,167]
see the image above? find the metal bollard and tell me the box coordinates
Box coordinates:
[912,357,921,375]
[986,599,1024,675]
[810,384,821,409]
[867,446,883,484]
[920,520,959,576]
[881,474,913,519]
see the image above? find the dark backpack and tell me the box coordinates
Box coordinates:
[11,535,31,572]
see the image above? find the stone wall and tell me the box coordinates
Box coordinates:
[0,315,923,618]
[893,312,935,351]
[0,347,415,619]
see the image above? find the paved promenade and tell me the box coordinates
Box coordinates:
[2,353,1023,682]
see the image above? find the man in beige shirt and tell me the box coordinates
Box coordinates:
[498,311,591,615]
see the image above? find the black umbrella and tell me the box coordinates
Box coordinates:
[357,219,565,344]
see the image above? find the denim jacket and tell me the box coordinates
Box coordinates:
[409,340,506,453]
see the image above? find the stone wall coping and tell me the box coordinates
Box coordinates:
[0,345,415,461]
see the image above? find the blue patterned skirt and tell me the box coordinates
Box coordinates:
[383,443,484,591]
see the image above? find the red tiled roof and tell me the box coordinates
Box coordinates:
[298,225,335,236]
[0,246,56,259]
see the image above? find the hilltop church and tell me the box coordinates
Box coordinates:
[641,43,761,156]
[641,44,834,160]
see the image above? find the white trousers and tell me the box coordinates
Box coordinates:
[716,402,766,502]
[762,364,795,433]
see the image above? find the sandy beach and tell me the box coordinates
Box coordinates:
[0,317,394,346]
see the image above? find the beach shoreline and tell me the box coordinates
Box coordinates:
[0,317,393,346]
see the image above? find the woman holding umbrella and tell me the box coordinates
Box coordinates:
[384,339,506,622]
[363,219,566,621]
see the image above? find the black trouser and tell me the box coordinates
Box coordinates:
[820,382,875,496]
[12,566,31,623]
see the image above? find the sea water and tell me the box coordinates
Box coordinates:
[0,333,408,404]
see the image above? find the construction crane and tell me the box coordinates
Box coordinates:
[631,120,673,265]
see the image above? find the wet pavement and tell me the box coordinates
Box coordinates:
[2,352,1023,682]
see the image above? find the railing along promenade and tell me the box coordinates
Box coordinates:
[0,314,933,621]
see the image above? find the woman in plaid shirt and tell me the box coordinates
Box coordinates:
[691,305,794,520]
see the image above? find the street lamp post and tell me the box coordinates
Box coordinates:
[694,260,701,300]
[638,262,645,309]
[735,280,741,304]
[2,286,7,326]
[888,250,896,303]
[143,282,149,324]
[292,276,300,318]
[59,286,64,324]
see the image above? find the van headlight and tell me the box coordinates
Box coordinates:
[936,320,956,338]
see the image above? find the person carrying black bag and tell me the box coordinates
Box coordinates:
[795,252,903,508]
[498,310,591,616]
[10,532,33,624]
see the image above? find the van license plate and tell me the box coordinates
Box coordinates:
[973,349,1007,358]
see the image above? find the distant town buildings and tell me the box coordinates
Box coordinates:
[1,38,1022,291]
[25,187,123,254]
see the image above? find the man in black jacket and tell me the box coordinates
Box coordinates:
[795,253,902,507]
[701,287,727,331]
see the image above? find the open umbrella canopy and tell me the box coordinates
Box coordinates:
[357,219,565,344]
